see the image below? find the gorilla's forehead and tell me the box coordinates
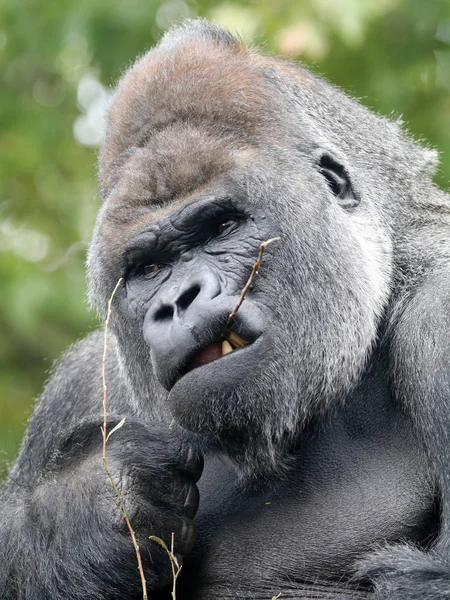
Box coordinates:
[99,23,311,200]
[106,124,236,213]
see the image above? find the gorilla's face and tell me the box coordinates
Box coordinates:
[88,29,393,472]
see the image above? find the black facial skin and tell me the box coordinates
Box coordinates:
[2,20,450,600]
[126,197,268,388]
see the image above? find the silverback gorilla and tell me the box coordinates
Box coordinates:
[2,19,450,600]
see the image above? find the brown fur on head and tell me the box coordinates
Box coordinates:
[98,20,298,203]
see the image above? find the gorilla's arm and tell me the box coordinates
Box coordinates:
[0,333,201,600]
[355,266,450,598]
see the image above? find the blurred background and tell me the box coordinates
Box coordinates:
[1,0,450,479]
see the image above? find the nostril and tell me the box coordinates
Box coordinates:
[177,284,201,312]
[154,304,174,321]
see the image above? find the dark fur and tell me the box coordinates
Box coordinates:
[2,20,450,599]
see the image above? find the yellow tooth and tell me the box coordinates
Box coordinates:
[222,340,233,355]
[225,331,248,348]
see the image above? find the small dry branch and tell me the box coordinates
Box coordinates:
[101,277,149,600]
[226,237,280,328]
[149,532,182,600]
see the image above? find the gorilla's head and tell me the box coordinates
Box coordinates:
[88,20,436,474]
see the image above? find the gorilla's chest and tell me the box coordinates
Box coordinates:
[178,437,434,600]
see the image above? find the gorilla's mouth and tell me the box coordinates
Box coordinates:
[159,308,267,392]
[185,331,249,373]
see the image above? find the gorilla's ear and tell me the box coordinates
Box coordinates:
[316,151,360,209]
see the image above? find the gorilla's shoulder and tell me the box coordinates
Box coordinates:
[6,332,125,484]
[39,331,124,413]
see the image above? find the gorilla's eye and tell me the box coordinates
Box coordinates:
[143,264,161,277]
[216,219,238,236]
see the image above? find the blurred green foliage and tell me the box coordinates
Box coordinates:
[1,0,450,478]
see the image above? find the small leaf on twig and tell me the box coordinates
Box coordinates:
[149,535,170,553]
[106,417,126,442]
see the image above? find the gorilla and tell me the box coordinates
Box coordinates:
[2,19,450,600]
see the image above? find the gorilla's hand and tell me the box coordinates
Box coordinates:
[101,418,203,581]
[2,417,203,599]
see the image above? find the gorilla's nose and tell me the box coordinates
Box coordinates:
[151,283,201,322]
[143,268,226,389]
[150,268,221,323]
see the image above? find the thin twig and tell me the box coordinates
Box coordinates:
[101,277,148,600]
[170,532,182,600]
[226,237,280,328]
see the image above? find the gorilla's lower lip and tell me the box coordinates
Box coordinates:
[167,336,266,423]
[170,332,253,390]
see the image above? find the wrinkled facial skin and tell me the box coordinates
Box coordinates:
[128,193,270,394]
[89,144,391,475]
